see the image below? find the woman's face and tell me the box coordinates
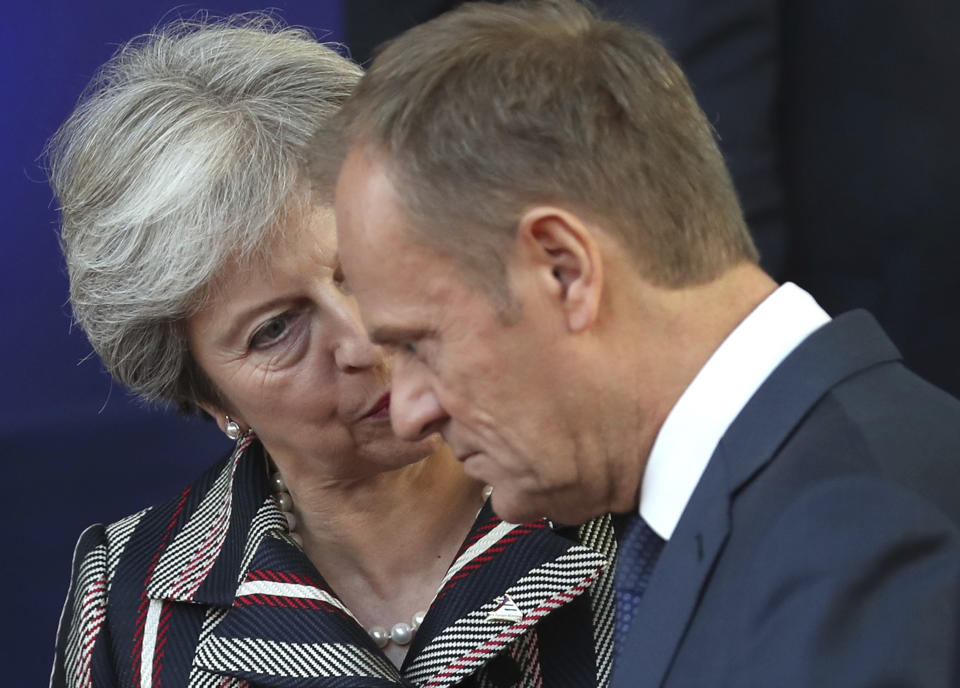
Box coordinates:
[187,206,441,479]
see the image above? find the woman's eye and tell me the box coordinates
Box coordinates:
[249,315,289,349]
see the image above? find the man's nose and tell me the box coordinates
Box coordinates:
[389,359,448,441]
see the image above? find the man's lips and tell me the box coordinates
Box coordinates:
[362,393,391,420]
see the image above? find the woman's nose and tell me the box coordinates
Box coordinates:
[334,330,382,372]
[332,296,383,372]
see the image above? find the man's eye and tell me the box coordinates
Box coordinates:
[332,262,353,295]
[403,342,418,355]
[250,315,289,349]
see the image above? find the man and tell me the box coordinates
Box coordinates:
[331,1,960,685]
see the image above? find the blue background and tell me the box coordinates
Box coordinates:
[1,1,341,681]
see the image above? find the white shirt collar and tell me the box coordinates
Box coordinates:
[639,282,830,540]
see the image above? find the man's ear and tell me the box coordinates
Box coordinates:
[515,206,603,332]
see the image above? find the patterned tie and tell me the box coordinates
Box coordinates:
[613,515,666,661]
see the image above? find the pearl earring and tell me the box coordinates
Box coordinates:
[224,416,241,441]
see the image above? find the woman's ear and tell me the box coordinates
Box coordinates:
[199,402,244,438]
[515,206,604,332]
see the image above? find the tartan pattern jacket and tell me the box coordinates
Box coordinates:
[51,436,618,688]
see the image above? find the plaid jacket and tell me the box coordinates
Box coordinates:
[51,436,618,688]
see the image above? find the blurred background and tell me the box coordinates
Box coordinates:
[4,0,958,683]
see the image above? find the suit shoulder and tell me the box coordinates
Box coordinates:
[780,369,960,525]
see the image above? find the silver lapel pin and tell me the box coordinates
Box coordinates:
[485,594,524,623]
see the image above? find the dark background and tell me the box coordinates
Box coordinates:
[5,0,959,684]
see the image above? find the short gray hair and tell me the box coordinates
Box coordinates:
[46,14,361,414]
[336,0,757,301]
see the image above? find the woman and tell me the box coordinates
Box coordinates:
[47,16,617,688]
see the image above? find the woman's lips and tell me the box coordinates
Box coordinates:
[363,393,391,420]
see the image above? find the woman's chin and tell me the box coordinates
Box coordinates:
[402,432,447,464]
[362,431,446,471]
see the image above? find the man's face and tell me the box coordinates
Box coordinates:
[335,149,617,524]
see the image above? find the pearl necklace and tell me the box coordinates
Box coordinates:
[269,467,428,648]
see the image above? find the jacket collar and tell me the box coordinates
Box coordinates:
[145,435,281,607]
[144,438,614,687]
[401,504,612,687]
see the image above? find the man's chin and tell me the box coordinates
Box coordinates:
[490,488,611,526]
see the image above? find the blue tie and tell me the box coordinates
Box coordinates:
[613,515,666,661]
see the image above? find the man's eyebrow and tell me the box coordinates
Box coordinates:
[367,324,427,345]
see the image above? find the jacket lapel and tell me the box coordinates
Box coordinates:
[145,435,277,607]
[193,535,403,687]
[403,505,613,688]
[141,439,399,687]
[613,311,902,688]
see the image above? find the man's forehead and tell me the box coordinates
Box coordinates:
[337,150,429,263]
[339,150,422,250]
[339,143,385,187]
[348,244,474,345]
[334,145,479,322]
[349,243,459,307]
[336,148,392,228]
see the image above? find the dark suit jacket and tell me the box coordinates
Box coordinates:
[614,311,960,687]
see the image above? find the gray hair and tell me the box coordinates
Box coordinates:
[46,14,362,414]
